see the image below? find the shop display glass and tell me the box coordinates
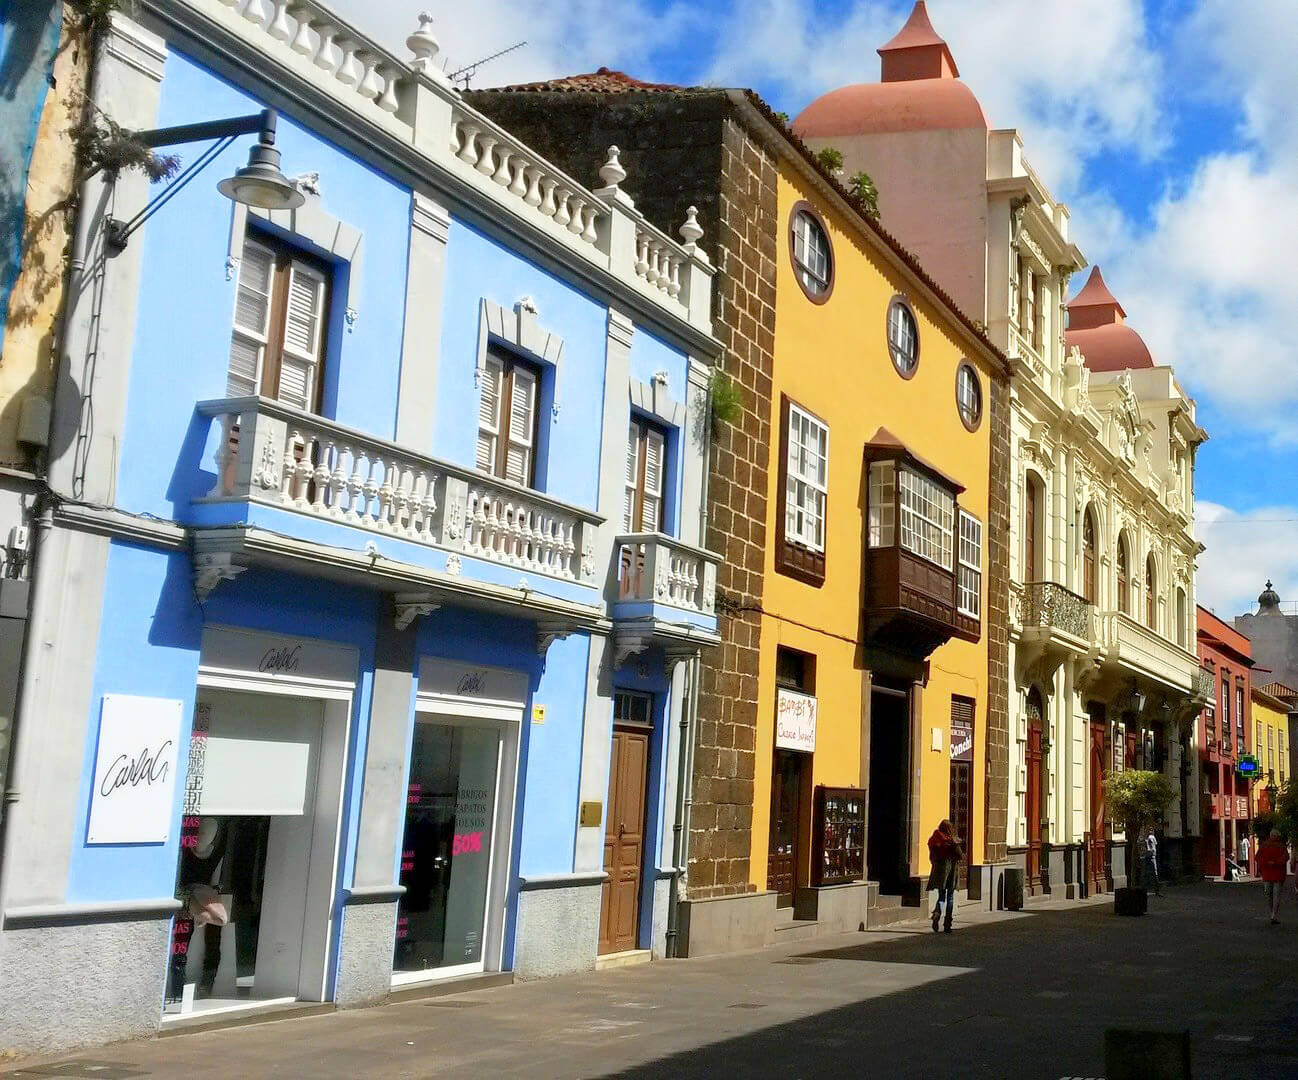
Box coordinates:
[812,786,866,886]
[394,720,502,976]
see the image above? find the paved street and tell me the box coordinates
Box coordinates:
[8,881,1298,1079]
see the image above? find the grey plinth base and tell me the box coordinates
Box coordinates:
[513,879,602,979]
[676,890,777,957]
[794,881,875,933]
[0,916,170,1054]
[334,900,400,1008]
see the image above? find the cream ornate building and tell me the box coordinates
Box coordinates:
[791,1,1210,896]
[1009,266,1209,892]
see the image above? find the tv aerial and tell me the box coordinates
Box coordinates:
[450,40,528,89]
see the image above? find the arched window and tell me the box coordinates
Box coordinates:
[1082,510,1096,604]
[1024,473,1042,581]
[1116,533,1130,614]
[1145,554,1157,630]
[1176,588,1187,648]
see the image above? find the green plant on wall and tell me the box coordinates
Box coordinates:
[708,369,743,438]
[1105,770,1177,888]
[846,170,879,219]
[815,146,844,174]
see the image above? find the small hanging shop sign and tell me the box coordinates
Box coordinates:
[775,688,817,753]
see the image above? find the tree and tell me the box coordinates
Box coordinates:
[1105,770,1176,888]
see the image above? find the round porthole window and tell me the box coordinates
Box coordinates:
[956,362,982,431]
[789,202,833,303]
[887,297,919,378]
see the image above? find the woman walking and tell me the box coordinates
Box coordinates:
[1257,829,1288,924]
[928,819,963,934]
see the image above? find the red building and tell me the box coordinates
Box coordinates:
[1197,607,1254,876]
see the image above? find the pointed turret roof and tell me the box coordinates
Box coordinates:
[879,2,959,82]
[1064,266,1154,372]
[1066,266,1126,329]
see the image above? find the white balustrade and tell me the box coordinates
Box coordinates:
[615,533,718,615]
[198,398,601,584]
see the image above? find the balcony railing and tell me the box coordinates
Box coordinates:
[1022,581,1093,642]
[196,397,601,585]
[1008,323,1045,379]
[1097,611,1199,692]
[615,533,718,617]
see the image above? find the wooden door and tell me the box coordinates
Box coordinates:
[1026,715,1044,887]
[1089,718,1107,890]
[1024,476,1038,581]
[599,727,649,955]
[767,750,804,907]
[948,760,972,890]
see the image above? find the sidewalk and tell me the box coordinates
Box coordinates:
[6,882,1298,1079]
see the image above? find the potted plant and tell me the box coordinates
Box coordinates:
[1104,769,1176,916]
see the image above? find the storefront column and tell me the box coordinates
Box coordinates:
[335,610,415,1007]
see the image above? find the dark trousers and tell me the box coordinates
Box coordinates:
[167,918,221,1000]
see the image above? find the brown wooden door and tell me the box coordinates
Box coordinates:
[1089,717,1108,890]
[599,727,649,955]
[948,760,972,890]
[1026,716,1044,887]
[1024,476,1038,582]
[767,750,805,907]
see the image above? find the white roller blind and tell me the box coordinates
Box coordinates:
[192,697,320,816]
[476,356,503,472]
[503,366,535,484]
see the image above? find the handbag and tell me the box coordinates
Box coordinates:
[188,884,230,927]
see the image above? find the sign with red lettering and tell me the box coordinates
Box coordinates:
[87,694,182,845]
[776,689,817,753]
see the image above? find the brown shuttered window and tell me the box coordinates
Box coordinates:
[477,348,540,486]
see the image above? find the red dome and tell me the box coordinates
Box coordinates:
[794,78,988,137]
[1065,266,1155,371]
[1064,324,1154,372]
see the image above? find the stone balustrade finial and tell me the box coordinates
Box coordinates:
[407,12,441,71]
[679,205,708,264]
[599,146,627,190]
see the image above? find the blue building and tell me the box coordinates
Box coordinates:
[0,3,719,1052]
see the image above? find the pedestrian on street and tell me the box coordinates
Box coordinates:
[1257,829,1288,924]
[927,819,962,934]
[1239,834,1251,876]
[1143,829,1162,896]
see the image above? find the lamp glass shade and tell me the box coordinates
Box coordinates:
[216,142,305,210]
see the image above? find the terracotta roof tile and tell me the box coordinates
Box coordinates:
[488,67,699,95]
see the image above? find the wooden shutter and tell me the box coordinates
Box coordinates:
[623,422,639,533]
[503,365,536,484]
[276,259,326,411]
[477,356,503,472]
[227,240,274,397]
[639,427,664,532]
[1024,477,1037,581]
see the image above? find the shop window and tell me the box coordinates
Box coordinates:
[812,786,866,886]
[776,397,828,586]
[228,231,331,412]
[395,720,504,979]
[776,646,816,693]
[477,347,541,486]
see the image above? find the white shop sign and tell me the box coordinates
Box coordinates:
[87,694,183,845]
[775,689,817,753]
[198,625,357,688]
[417,657,529,723]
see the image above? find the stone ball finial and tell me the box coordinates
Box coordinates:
[679,205,704,246]
[407,11,441,70]
[1259,580,1281,611]
[598,146,627,189]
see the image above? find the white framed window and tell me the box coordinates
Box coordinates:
[867,461,895,548]
[477,348,539,486]
[887,298,919,377]
[228,234,329,411]
[956,363,982,430]
[623,419,666,533]
[898,466,953,568]
[791,206,832,300]
[784,403,828,552]
[957,510,983,618]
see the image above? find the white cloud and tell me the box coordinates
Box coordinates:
[1195,501,1298,617]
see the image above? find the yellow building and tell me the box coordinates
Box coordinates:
[1252,685,1292,814]
[742,110,1011,925]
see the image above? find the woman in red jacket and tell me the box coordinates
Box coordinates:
[927,819,963,933]
[1257,829,1289,924]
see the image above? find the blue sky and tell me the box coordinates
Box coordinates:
[343,0,1298,617]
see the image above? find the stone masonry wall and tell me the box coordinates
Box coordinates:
[466,90,777,897]
[985,372,1011,863]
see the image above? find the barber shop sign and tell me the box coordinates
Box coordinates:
[87,694,183,845]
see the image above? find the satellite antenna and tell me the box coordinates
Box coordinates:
[450,40,528,89]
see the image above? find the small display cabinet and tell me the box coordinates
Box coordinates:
[812,785,866,886]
